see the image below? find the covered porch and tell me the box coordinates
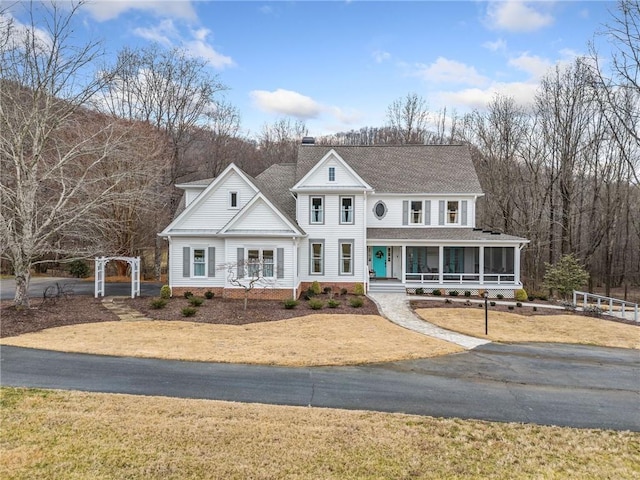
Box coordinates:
[366,228,528,295]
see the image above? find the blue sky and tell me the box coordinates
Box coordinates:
[6,1,616,137]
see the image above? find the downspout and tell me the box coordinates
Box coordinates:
[292,236,298,299]
[363,190,368,292]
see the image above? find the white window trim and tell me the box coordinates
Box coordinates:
[328,166,336,182]
[410,200,423,225]
[309,196,324,225]
[309,239,324,275]
[339,240,354,276]
[446,200,460,225]
[246,248,275,278]
[192,247,207,277]
[229,191,239,209]
[339,196,355,225]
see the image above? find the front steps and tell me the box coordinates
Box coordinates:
[368,281,406,294]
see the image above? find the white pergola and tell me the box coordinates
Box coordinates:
[94,256,141,298]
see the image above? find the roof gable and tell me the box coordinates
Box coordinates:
[219,193,304,236]
[160,163,258,235]
[291,149,372,192]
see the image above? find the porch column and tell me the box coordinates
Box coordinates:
[438,246,444,284]
[515,244,522,286]
[401,245,406,283]
[479,246,484,285]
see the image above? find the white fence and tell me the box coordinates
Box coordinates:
[573,291,639,323]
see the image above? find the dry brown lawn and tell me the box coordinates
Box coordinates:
[2,388,638,480]
[0,314,462,366]
[415,308,640,349]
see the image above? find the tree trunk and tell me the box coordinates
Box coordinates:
[13,260,31,309]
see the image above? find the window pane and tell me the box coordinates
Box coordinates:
[329,167,335,181]
[193,249,205,276]
[230,192,238,207]
[447,201,458,223]
[340,242,352,274]
[411,201,422,223]
[248,250,259,277]
[311,197,323,223]
[341,197,353,223]
[263,250,274,277]
[311,243,323,274]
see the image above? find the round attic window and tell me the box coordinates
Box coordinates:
[373,201,387,220]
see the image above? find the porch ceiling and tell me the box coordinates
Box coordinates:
[367,227,528,243]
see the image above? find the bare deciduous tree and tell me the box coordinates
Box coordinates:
[386,92,430,144]
[0,1,166,307]
[221,258,278,310]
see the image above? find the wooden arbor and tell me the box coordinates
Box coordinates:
[94,256,141,298]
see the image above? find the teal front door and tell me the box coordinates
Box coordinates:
[372,246,386,278]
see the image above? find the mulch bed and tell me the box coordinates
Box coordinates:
[126,293,379,325]
[1,293,379,338]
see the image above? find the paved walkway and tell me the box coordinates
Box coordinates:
[101,297,150,322]
[367,292,491,349]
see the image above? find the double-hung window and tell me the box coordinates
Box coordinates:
[340,196,354,224]
[339,241,353,275]
[410,201,423,224]
[247,249,275,278]
[447,201,459,224]
[310,240,324,275]
[193,249,206,277]
[310,196,324,224]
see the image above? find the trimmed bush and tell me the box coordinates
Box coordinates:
[349,296,364,308]
[354,283,365,296]
[68,259,90,278]
[415,287,424,295]
[508,305,514,310]
[311,281,322,295]
[323,286,332,294]
[183,291,193,299]
[150,298,167,309]
[160,285,171,299]
[283,298,299,309]
[204,290,214,299]
[308,299,324,310]
[490,301,496,307]
[464,291,471,297]
[515,289,528,302]
[516,302,522,307]
[496,294,504,300]
[327,299,340,308]
[340,288,348,296]
[533,306,538,312]
[432,289,442,296]
[449,290,459,297]
[189,296,204,307]
[181,307,197,317]
[445,298,452,304]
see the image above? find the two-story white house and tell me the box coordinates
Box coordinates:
[159,142,528,299]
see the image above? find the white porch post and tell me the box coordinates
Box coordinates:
[292,237,298,299]
[438,246,444,284]
[479,246,485,285]
[516,244,523,285]
[401,245,406,283]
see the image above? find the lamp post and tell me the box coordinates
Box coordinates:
[483,291,489,335]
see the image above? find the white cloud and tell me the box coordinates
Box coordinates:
[485,1,554,33]
[372,50,391,63]
[483,38,507,52]
[414,57,488,87]
[508,53,552,79]
[133,20,234,69]
[83,0,197,22]
[438,81,539,111]
[250,89,322,119]
[1,12,52,52]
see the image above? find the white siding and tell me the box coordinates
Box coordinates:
[173,171,256,231]
[366,194,477,228]
[298,193,367,283]
[184,188,205,207]
[299,153,366,188]
[224,238,295,290]
[226,198,294,233]
[169,237,225,288]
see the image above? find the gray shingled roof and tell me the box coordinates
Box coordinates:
[296,145,483,194]
[251,163,304,234]
[368,228,528,242]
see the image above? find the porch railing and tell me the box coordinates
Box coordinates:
[573,291,639,322]
[405,273,516,284]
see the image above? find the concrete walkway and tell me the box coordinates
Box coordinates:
[367,292,491,349]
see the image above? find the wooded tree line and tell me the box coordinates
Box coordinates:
[1,1,637,306]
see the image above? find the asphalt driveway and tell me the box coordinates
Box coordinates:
[2,342,638,431]
[0,277,161,300]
